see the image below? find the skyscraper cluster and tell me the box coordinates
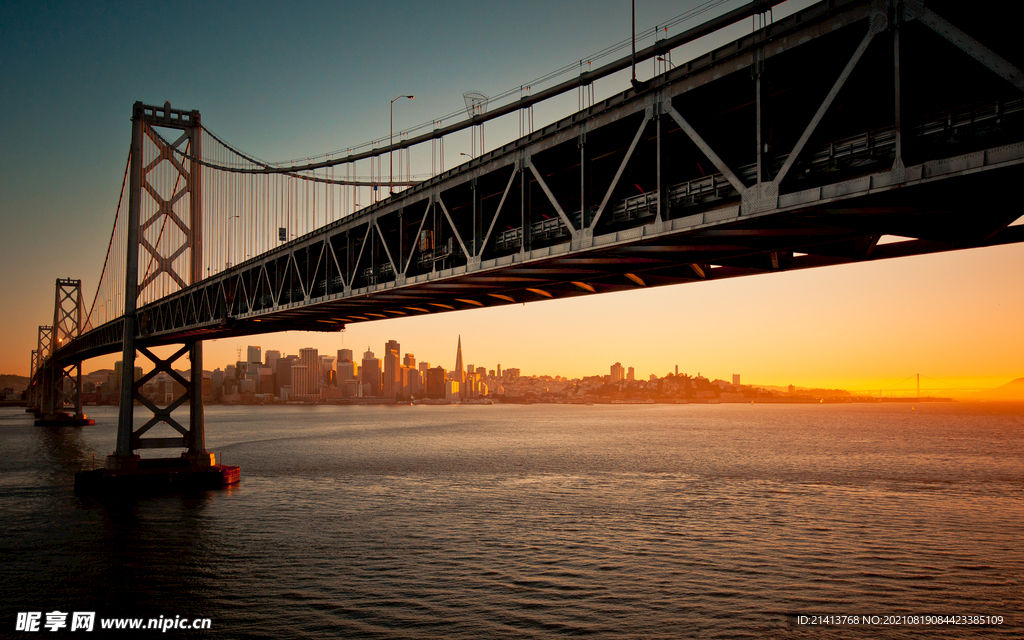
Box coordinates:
[205,335,497,403]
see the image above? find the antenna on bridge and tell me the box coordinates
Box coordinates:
[630,0,647,92]
[463,91,488,158]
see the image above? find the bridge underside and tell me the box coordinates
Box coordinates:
[58,0,1024,364]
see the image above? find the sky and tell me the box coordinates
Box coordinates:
[1,0,1022,394]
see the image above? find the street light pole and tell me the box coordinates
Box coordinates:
[390,95,414,195]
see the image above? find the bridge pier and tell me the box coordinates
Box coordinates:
[80,337,238,494]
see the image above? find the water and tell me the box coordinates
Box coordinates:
[1,402,1022,638]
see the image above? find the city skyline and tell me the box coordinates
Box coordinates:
[2,0,1022,392]
[66,331,1020,400]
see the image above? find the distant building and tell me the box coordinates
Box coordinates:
[247,346,262,381]
[426,366,447,399]
[732,374,741,387]
[291,365,309,397]
[408,367,423,397]
[403,353,416,368]
[320,355,336,388]
[627,366,635,382]
[276,355,300,397]
[454,336,465,384]
[361,347,381,397]
[610,362,625,382]
[258,367,274,394]
[265,350,281,374]
[337,360,356,383]
[383,340,401,399]
[211,369,224,401]
[445,379,460,403]
[299,348,319,395]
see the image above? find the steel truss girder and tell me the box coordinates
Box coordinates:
[63,143,1024,357]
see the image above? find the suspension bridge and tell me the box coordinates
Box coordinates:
[25,0,1024,492]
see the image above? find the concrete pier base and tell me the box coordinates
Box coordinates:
[35,412,96,427]
[74,452,239,496]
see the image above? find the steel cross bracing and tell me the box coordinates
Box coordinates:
[55,0,1024,367]
[137,113,202,298]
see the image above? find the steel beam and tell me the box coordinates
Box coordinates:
[772,18,882,189]
[918,8,1024,94]
[663,105,746,195]
[589,110,653,230]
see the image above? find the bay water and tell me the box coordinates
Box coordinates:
[1,402,1022,638]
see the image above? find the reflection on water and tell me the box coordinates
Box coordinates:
[1,403,1021,638]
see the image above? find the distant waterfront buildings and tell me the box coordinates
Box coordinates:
[87,334,786,407]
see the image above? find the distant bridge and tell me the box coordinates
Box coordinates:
[30,0,1024,465]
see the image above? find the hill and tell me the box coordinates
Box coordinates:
[0,374,29,393]
[974,377,1024,401]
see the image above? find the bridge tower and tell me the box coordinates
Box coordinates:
[102,101,224,480]
[25,349,38,413]
[34,279,94,426]
[29,325,52,417]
